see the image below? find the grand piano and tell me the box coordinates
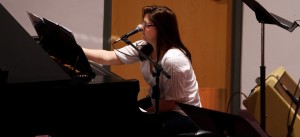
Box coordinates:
[0,4,162,137]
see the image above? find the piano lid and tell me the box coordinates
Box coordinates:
[0,3,71,85]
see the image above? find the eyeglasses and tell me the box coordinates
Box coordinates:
[142,22,156,28]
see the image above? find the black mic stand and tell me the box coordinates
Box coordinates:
[242,0,299,132]
[121,38,171,114]
[286,79,300,137]
[287,94,300,137]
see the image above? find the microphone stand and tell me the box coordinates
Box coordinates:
[286,79,300,137]
[287,95,299,137]
[121,38,171,114]
[260,22,266,131]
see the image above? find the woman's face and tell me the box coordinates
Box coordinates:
[142,14,157,46]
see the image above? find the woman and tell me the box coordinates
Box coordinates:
[83,5,201,136]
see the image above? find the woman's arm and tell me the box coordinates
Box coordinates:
[82,48,123,65]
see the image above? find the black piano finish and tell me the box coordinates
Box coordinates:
[0,3,162,137]
[2,69,163,137]
[178,103,268,137]
[2,71,142,137]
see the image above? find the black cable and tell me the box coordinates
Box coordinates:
[226,91,248,113]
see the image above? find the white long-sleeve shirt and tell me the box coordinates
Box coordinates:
[114,40,201,115]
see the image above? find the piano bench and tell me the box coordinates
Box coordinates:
[175,129,222,137]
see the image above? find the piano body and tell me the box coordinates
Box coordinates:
[0,4,161,137]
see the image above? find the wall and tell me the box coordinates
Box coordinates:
[111,0,232,112]
[0,0,104,49]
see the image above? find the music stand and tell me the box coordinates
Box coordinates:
[241,0,299,132]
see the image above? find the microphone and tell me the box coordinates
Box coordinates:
[113,24,143,44]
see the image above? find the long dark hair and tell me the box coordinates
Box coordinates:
[140,5,192,63]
